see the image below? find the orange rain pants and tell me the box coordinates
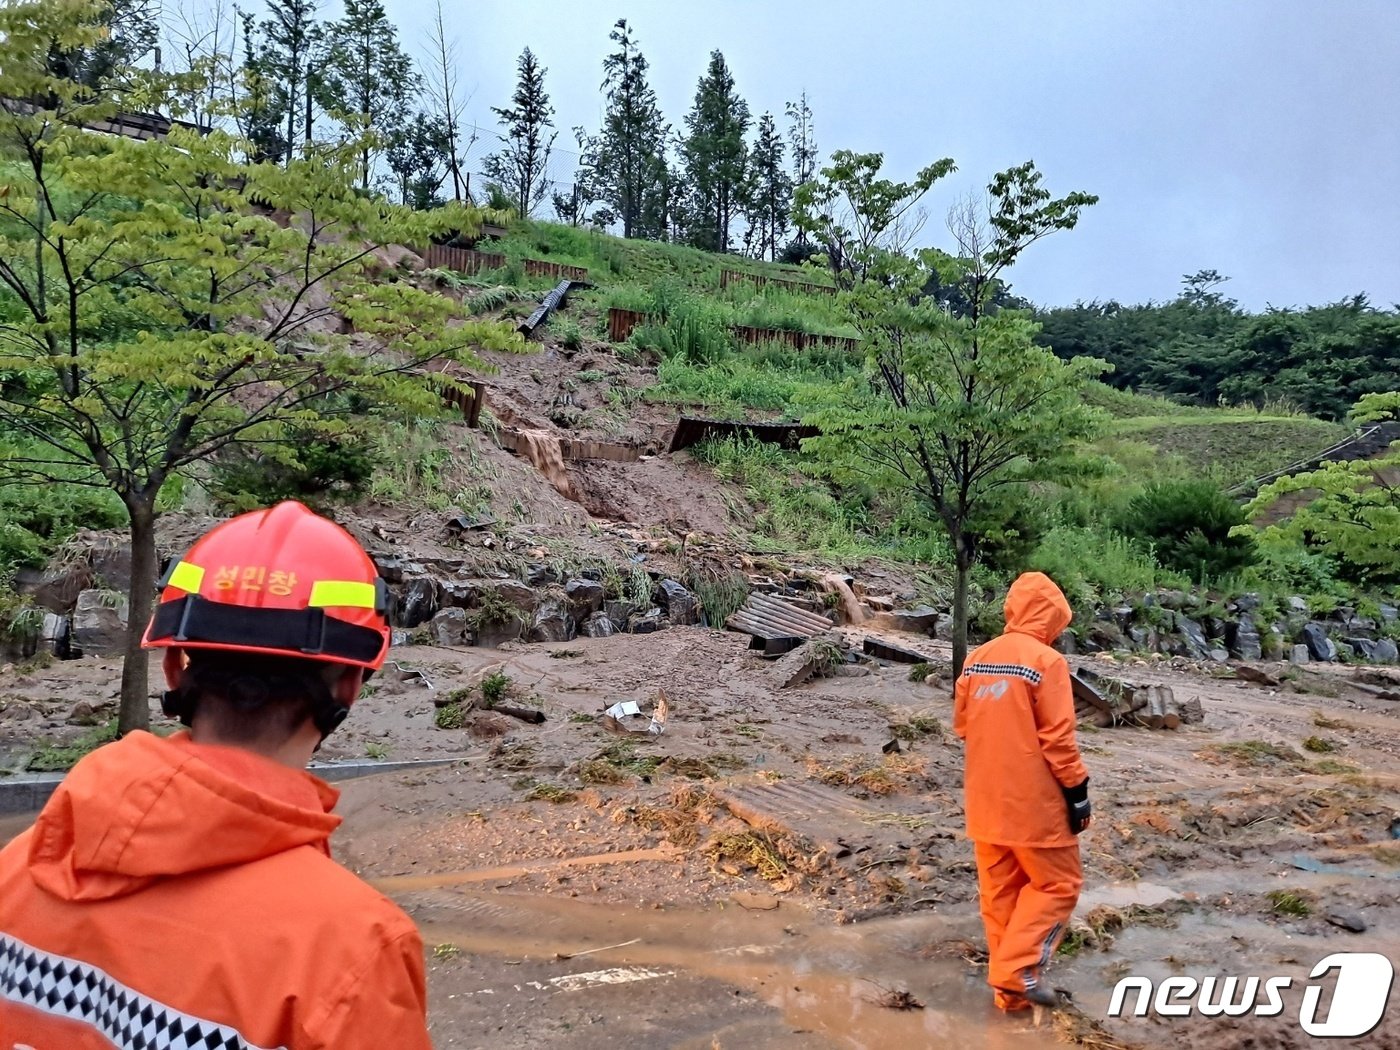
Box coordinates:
[975,842,1082,993]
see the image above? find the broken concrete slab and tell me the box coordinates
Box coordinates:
[890,606,938,635]
[862,637,934,665]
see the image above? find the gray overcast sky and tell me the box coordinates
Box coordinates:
[370,0,1399,310]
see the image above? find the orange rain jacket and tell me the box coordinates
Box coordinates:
[0,731,431,1050]
[953,572,1088,848]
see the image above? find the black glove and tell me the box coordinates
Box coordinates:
[1062,778,1091,834]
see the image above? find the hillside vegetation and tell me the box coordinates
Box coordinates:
[396,218,1394,630]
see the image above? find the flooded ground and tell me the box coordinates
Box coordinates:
[5,630,1400,1046]
[400,877,1059,1050]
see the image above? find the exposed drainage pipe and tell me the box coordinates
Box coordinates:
[519,279,579,337]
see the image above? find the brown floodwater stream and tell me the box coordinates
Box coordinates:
[399,872,1061,1049]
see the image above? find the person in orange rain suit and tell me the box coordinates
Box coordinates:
[0,502,432,1050]
[953,571,1091,1013]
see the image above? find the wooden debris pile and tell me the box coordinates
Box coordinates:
[1072,668,1203,729]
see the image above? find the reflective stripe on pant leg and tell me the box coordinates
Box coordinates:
[986,843,1082,990]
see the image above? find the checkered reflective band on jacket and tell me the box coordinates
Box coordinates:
[963,661,1044,686]
[0,931,282,1050]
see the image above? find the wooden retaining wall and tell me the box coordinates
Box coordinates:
[720,268,837,297]
[422,243,588,283]
[608,307,649,342]
[498,429,641,463]
[606,307,857,354]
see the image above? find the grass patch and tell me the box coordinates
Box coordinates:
[688,569,749,627]
[434,703,466,730]
[703,831,789,882]
[1201,740,1304,769]
[431,943,463,960]
[26,719,118,771]
[908,663,933,683]
[579,740,662,784]
[364,742,389,760]
[1302,735,1340,753]
[1265,889,1313,917]
[525,782,577,803]
[890,716,944,742]
[1058,904,1181,958]
[1310,758,1361,775]
[1312,711,1353,730]
[807,753,927,796]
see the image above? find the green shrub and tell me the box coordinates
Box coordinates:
[481,670,510,707]
[556,319,584,350]
[434,702,466,730]
[1027,526,1168,606]
[632,305,732,365]
[0,478,125,574]
[1117,479,1257,581]
[209,425,379,513]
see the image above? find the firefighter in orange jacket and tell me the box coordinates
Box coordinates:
[0,502,432,1049]
[953,571,1091,1012]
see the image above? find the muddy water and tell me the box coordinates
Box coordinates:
[404,880,1058,1049]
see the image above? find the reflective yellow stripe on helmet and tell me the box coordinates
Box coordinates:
[166,561,205,594]
[308,580,379,609]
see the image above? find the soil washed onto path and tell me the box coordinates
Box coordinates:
[5,630,1400,1047]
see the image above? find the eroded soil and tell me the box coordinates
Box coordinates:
[5,627,1400,1048]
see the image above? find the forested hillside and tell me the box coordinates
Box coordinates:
[1037,272,1399,421]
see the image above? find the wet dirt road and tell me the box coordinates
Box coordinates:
[394,874,1060,1050]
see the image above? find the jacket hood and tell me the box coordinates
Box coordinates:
[27,730,340,902]
[1003,572,1073,645]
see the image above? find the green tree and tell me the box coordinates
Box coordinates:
[800,159,1103,672]
[483,48,558,219]
[1118,480,1256,581]
[238,0,322,166]
[553,126,605,227]
[793,149,955,287]
[423,0,472,202]
[680,51,750,252]
[1245,392,1400,583]
[236,7,289,163]
[386,111,451,209]
[742,112,790,260]
[593,19,669,239]
[44,0,158,89]
[317,0,418,189]
[785,91,817,248]
[0,2,519,733]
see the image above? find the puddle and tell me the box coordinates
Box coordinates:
[371,845,683,891]
[406,883,1059,1049]
[1079,881,1183,910]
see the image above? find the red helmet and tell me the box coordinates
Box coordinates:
[143,501,390,672]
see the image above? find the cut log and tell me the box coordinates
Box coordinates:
[1140,686,1171,730]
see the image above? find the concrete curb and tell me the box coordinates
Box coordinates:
[0,757,460,817]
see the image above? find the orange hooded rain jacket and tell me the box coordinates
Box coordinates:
[0,730,431,1050]
[953,572,1088,848]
